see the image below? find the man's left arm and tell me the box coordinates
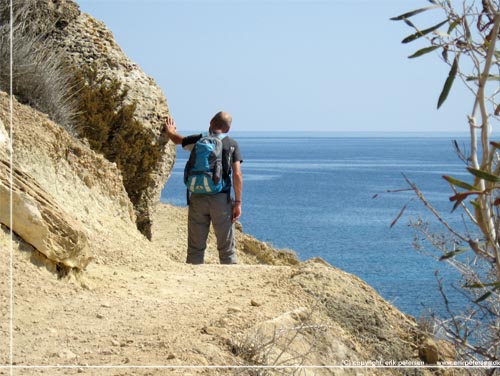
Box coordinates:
[232,161,243,223]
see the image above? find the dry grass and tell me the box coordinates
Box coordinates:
[0,0,78,134]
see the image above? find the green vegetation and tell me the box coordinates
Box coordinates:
[73,67,160,208]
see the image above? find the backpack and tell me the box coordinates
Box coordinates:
[184,132,226,195]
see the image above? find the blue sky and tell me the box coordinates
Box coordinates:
[76,0,470,133]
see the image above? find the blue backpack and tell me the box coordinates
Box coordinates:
[184,133,226,195]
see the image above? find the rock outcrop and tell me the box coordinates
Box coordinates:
[0,157,91,272]
[7,0,176,238]
[0,117,91,273]
[0,92,154,269]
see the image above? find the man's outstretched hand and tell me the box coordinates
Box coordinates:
[165,117,184,145]
[164,117,177,136]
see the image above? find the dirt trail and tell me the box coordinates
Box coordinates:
[0,203,317,376]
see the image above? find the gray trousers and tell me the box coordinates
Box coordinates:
[187,193,237,264]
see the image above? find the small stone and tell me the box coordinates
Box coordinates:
[58,349,77,360]
[96,313,105,319]
[250,299,262,307]
[202,326,229,339]
[167,353,176,360]
[227,307,242,314]
[419,337,439,364]
[111,340,120,346]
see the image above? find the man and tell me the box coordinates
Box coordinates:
[164,111,243,264]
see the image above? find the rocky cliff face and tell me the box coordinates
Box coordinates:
[0,92,149,269]
[8,0,176,238]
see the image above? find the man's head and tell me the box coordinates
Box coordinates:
[209,111,232,134]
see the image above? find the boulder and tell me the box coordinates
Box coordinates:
[53,1,175,239]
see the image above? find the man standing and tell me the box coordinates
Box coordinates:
[164,111,243,264]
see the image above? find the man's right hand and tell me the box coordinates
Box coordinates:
[164,117,184,145]
[165,117,177,136]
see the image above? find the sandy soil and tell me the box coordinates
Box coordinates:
[0,203,319,376]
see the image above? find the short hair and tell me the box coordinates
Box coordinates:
[210,111,232,132]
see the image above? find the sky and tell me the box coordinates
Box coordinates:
[76,0,473,133]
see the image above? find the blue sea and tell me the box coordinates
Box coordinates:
[161,133,473,318]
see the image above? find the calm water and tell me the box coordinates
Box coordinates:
[161,134,472,318]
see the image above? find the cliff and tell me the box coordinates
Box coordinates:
[0,0,176,239]
[0,1,456,375]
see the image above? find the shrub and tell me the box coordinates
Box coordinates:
[73,66,160,209]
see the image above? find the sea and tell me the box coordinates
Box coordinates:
[161,132,474,318]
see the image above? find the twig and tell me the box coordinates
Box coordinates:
[403,173,468,242]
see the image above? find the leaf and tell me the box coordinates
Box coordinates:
[470,200,480,210]
[402,20,448,44]
[449,191,481,212]
[475,290,493,303]
[466,75,500,82]
[404,18,416,28]
[493,197,500,206]
[439,247,468,261]
[442,46,449,63]
[408,45,440,59]
[390,6,440,21]
[490,141,500,149]
[465,281,500,289]
[447,18,460,34]
[467,167,500,183]
[443,175,480,191]
[390,204,408,228]
[463,16,472,42]
[437,55,459,109]
[495,105,500,116]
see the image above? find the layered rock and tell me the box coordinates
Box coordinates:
[0,114,91,272]
[0,91,155,268]
[0,157,91,271]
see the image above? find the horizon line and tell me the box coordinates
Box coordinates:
[180,130,478,138]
